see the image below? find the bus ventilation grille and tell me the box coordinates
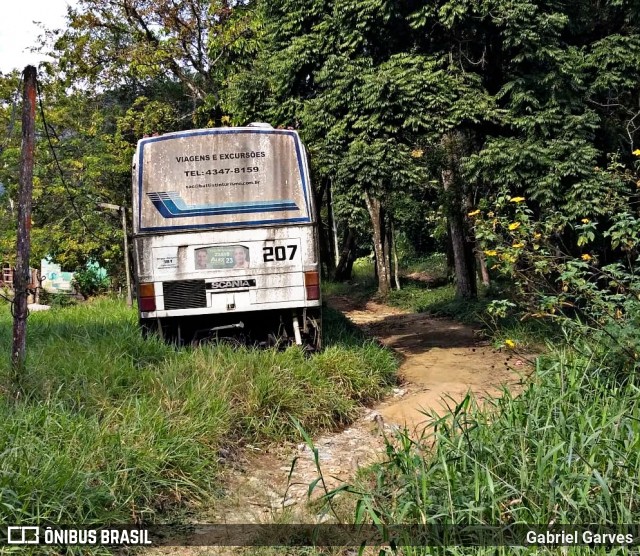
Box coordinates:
[163,280,207,310]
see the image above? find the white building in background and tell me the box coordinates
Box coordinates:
[40,259,74,293]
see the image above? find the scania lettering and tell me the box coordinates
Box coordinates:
[132,124,321,348]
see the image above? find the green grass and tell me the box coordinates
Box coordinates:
[342,340,640,555]
[322,257,379,300]
[322,255,638,554]
[388,283,487,323]
[322,254,489,329]
[0,299,398,533]
[323,254,482,322]
[387,283,552,348]
[401,252,449,279]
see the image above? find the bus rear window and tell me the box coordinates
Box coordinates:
[136,130,311,232]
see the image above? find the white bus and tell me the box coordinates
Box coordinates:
[132,124,321,349]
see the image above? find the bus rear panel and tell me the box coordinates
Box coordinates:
[132,125,321,348]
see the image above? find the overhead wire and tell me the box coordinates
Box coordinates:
[3,70,116,315]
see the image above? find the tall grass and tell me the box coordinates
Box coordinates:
[322,257,379,300]
[401,253,449,279]
[387,283,485,322]
[0,299,397,530]
[346,340,640,554]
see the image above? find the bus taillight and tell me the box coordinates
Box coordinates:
[138,283,156,311]
[304,271,320,300]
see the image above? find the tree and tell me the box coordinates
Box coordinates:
[0,1,264,282]
[7,0,637,308]
[48,0,258,125]
[230,0,493,295]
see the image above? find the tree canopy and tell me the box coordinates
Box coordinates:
[1,0,640,302]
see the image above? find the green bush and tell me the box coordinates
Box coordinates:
[38,290,78,308]
[474,191,640,373]
[71,265,110,298]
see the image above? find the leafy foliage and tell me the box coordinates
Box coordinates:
[72,264,110,298]
[346,344,640,552]
[474,166,640,371]
[2,0,640,541]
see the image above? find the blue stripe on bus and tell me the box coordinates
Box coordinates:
[147,192,298,218]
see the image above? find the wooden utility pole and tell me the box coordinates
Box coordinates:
[121,206,132,307]
[98,202,132,307]
[11,66,37,376]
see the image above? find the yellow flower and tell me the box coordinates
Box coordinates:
[411,148,424,158]
[581,218,590,224]
[220,115,231,125]
[533,232,541,239]
[505,339,516,349]
[488,211,495,217]
[510,197,526,203]
[508,222,521,231]
[581,254,592,261]
[484,249,498,257]
[468,209,481,217]
[633,149,640,156]
[512,242,525,248]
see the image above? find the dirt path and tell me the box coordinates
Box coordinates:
[146,296,529,554]
[331,296,527,432]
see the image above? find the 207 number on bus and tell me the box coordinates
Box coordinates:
[263,245,297,262]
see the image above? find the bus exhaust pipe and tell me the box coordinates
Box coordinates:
[292,315,303,346]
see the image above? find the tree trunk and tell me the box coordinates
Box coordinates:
[442,167,476,299]
[365,192,391,296]
[445,228,455,279]
[318,222,333,278]
[441,131,477,300]
[316,178,335,278]
[464,232,477,294]
[463,189,488,289]
[392,221,401,290]
[343,246,356,280]
[477,251,491,286]
[325,179,337,272]
[327,181,340,267]
[334,229,356,281]
[383,218,392,284]
[12,66,37,382]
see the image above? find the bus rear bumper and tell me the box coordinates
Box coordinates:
[139,306,323,350]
